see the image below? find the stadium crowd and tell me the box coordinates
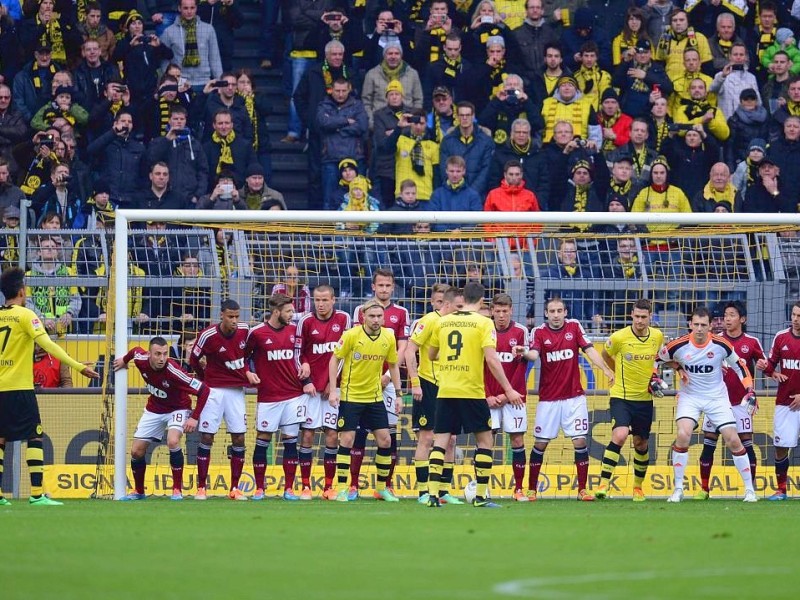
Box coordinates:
[0,0,797,334]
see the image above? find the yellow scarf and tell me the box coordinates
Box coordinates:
[702,181,736,209]
[618,255,638,278]
[240,92,259,151]
[211,131,236,174]
[37,14,66,63]
[563,264,577,277]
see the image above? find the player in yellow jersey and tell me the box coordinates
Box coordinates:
[0,267,99,506]
[328,299,402,502]
[427,282,523,508]
[596,299,665,501]
[405,284,463,505]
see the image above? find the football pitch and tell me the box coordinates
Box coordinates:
[1,498,798,600]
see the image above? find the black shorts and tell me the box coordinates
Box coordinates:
[0,390,43,441]
[412,377,438,431]
[610,397,654,439]
[337,401,389,432]
[434,398,492,435]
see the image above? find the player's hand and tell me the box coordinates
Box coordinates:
[506,390,524,407]
[648,373,667,398]
[740,387,759,416]
[788,394,800,411]
[81,366,100,379]
[771,372,788,383]
[184,417,198,433]
[486,395,500,408]
[604,370,615,387]
[676,368,689,385]
[756,358,768,371]
[246,371,261,385]
[303,382,316,396]
[411,385,422,401]
[112,357,127,372]
[322,382,331,400]
[395,396,403,414]
[328,390,340,408]
[513,345,528,357]
[298,362,311,379]
[381,374,391,389]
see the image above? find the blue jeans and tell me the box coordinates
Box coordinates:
[288,57,314,137]
[154,12,177,37]
[261,0,280,62]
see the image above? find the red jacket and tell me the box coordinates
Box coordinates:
[597,111,633,148]
[484,179,542,248]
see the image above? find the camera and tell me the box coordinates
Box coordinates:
[480,15,494,24]
[171,128,190,137]
[59,174,72,184]
[117,126,130,135]
[731,64,745,71]
[220,183,234,199]
[116,84,128,93]
[667,123,694,132]
[385,20,395,30]
[40,134,55,148]
[408,115,423,124]
[212,80,229,89]
[160,84,179,93]
[574,137,587,147]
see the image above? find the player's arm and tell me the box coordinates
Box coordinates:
[189,338,206,378]
[35,333,99,379]
[601,347,615,372]
[328,353,342,407]
[187,382,211,431]
[388,360,403,413]
[296,319,312,381]
[405,339,423,401]
[514,345,539,362]
[583,345,615,386]
[485,346,523,406]
[112,347,140,371]
[396,339,408,369]
[759,339,787,382]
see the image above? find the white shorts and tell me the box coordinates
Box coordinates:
[383,382,398,427]
[490,403,528,433]
[134,409,191,441]
[702,404,753,434]
[198,387,246,435]
[774,405,800,448]
[533,395,589,441]
[302,392,339,430]
[676,392,736,432]
[256,395,306,436]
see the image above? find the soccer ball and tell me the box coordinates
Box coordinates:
[463,480,490,503]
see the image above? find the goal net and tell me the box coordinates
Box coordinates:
[92,209,799,499]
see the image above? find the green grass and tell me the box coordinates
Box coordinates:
[1,498,799,599]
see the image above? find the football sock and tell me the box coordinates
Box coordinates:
[27,439,44,498]
[230,446,246,490]
[350,429,367,487]
[253,439,269,490]
[699,438,717,492]
[196,443,211,489]
[299,445,313,488]
[0,442,5,498]
[633,447,649,488]
[169,447,184,491]
[336,447,352,486]
[742,439,757,482]
[731,448,754,492]
[130,456,146,495]
[439,462,454,498]
[574,447,589,491]
[511,446,526,490]
[474,448,493,500]
[375,447,392,491]
[600,442,621,483]
[283,437,299,491]
[428,446,445,498]
[387,429,397,487]
[528,447,544,492]
[414,459,429,496]
[775,455,789,493]
[323,446,337,489]
[671,445,689,490]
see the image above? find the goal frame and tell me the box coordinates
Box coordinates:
[112,208,793,499]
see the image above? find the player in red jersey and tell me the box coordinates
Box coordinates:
[486,293,530,501]
[297,284,351,499]
[113,337,211,500]
[757,301,800,500]
[349,268,408,499]
[190,299,260,500]
[516,297,615,501]
[246,293,308,500]
[696,301,765,499]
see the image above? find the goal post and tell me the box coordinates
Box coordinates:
[106,209,800,500]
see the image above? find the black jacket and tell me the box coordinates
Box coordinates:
[86,130,146,205]
[147,134,210,204]
[72,60,121,112]
[202,135,254,188]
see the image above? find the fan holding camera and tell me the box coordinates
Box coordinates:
[87,110,147,207]
[197,171,247,210]
[479,73,542,146]
[709,42,760,120]
[86,80,132,143]
[73,39,121,112]
[368,9,409,68]
[113,11,174,106]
